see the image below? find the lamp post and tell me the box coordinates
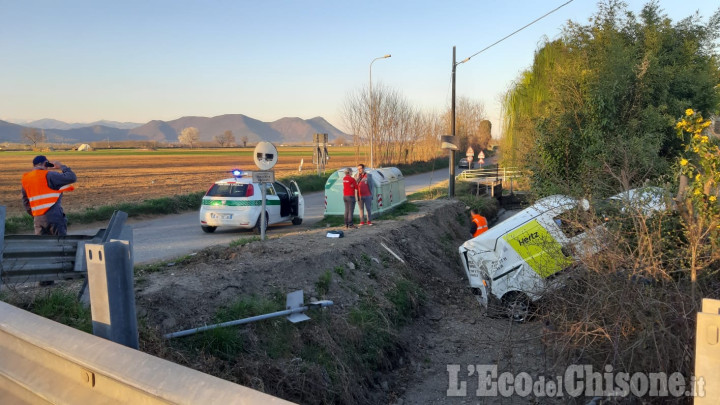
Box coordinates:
[370,54,391,169]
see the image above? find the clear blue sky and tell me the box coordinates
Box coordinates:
[1,1,717,135]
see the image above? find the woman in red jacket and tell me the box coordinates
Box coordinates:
[342,168,358,229]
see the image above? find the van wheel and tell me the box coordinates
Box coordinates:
[253,212,269,235]
[201,226,217,233]
[292,217,302,225]
[502,292,531,322]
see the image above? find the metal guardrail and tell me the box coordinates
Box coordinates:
[0,208,131,286]
[0,300,293,404]
[456,165,525,182]
[2,233,103,284]
[456,165,526,197]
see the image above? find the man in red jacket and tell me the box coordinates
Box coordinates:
[342,168,358,229]
[354,163,374,226]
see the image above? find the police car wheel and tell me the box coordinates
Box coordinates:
[201,225,217,233]
[253,212,269,235]
[292,217,302,225]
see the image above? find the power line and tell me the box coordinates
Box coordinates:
[459,0,575,64]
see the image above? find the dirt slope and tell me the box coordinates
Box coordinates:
[135,199,547,404]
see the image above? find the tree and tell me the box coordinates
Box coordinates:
[674,109,720,298]
[333,135,347,146]
[240,135,249,147]
[342,83,446,165]
[214,130,235,147]
[444,97,488,154]
[501,1,720,197]
[22,128,45,149]
[178,127,199,148]
[477,120,492,152]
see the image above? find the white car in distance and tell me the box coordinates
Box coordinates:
[199,171,304,233]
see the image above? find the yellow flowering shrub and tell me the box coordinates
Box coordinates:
[676,109,720,219]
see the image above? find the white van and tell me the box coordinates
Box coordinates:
[458,187,668,320]
[199,172,304,234]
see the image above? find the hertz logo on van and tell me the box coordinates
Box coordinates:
[503,219,571,278]
[516,231,540,247]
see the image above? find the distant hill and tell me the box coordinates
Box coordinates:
[0,120,27,143]
[129,114,284,143]
[270,116,347,143]
[0,115,348,144]
[19,118,143,130]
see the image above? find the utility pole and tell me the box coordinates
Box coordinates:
[450,46,457,197]
[449,46,469,198]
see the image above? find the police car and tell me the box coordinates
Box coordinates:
[199,170,304,233]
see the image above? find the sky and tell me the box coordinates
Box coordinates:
[1,0,717,135]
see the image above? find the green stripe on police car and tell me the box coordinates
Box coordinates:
[202,199,281,206]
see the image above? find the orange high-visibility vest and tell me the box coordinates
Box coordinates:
[472,214,488,237]
[21,170,74,216]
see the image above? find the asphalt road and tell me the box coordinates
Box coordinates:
[71,168,453,264]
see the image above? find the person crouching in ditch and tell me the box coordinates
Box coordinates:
[469,208,488,238]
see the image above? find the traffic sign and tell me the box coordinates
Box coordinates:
[466,146,474,158]
[478,150,485,159]
[252,170,275,183]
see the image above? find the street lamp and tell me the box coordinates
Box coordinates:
[370,54,391,168]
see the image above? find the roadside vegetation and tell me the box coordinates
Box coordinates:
[497,2,720,400]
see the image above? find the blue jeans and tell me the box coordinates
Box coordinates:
[358,196,372,222]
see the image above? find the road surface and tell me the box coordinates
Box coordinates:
[71,168,452,264]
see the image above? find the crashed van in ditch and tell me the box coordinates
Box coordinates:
[458,187,668,320]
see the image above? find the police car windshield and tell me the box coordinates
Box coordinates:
[206,184,251,197]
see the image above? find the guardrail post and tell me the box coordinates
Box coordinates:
[0,206,5,288]
[696,298,720,403]
[78,210,130,305]
[85,240,139,349]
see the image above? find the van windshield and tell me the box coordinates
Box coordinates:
[206,184,251,197]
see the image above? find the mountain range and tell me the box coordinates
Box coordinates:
[0,114,348,144]
[13,118,143,130]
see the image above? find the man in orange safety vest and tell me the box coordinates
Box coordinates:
[469,208,488,238]
[21,155,76,236]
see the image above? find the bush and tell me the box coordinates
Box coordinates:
[538,200,719,397]
[457,195,499,220]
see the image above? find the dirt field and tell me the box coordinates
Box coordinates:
[127,199,549,404]
[0,148,357,217]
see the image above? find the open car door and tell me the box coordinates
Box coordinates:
[288,180,304,219]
